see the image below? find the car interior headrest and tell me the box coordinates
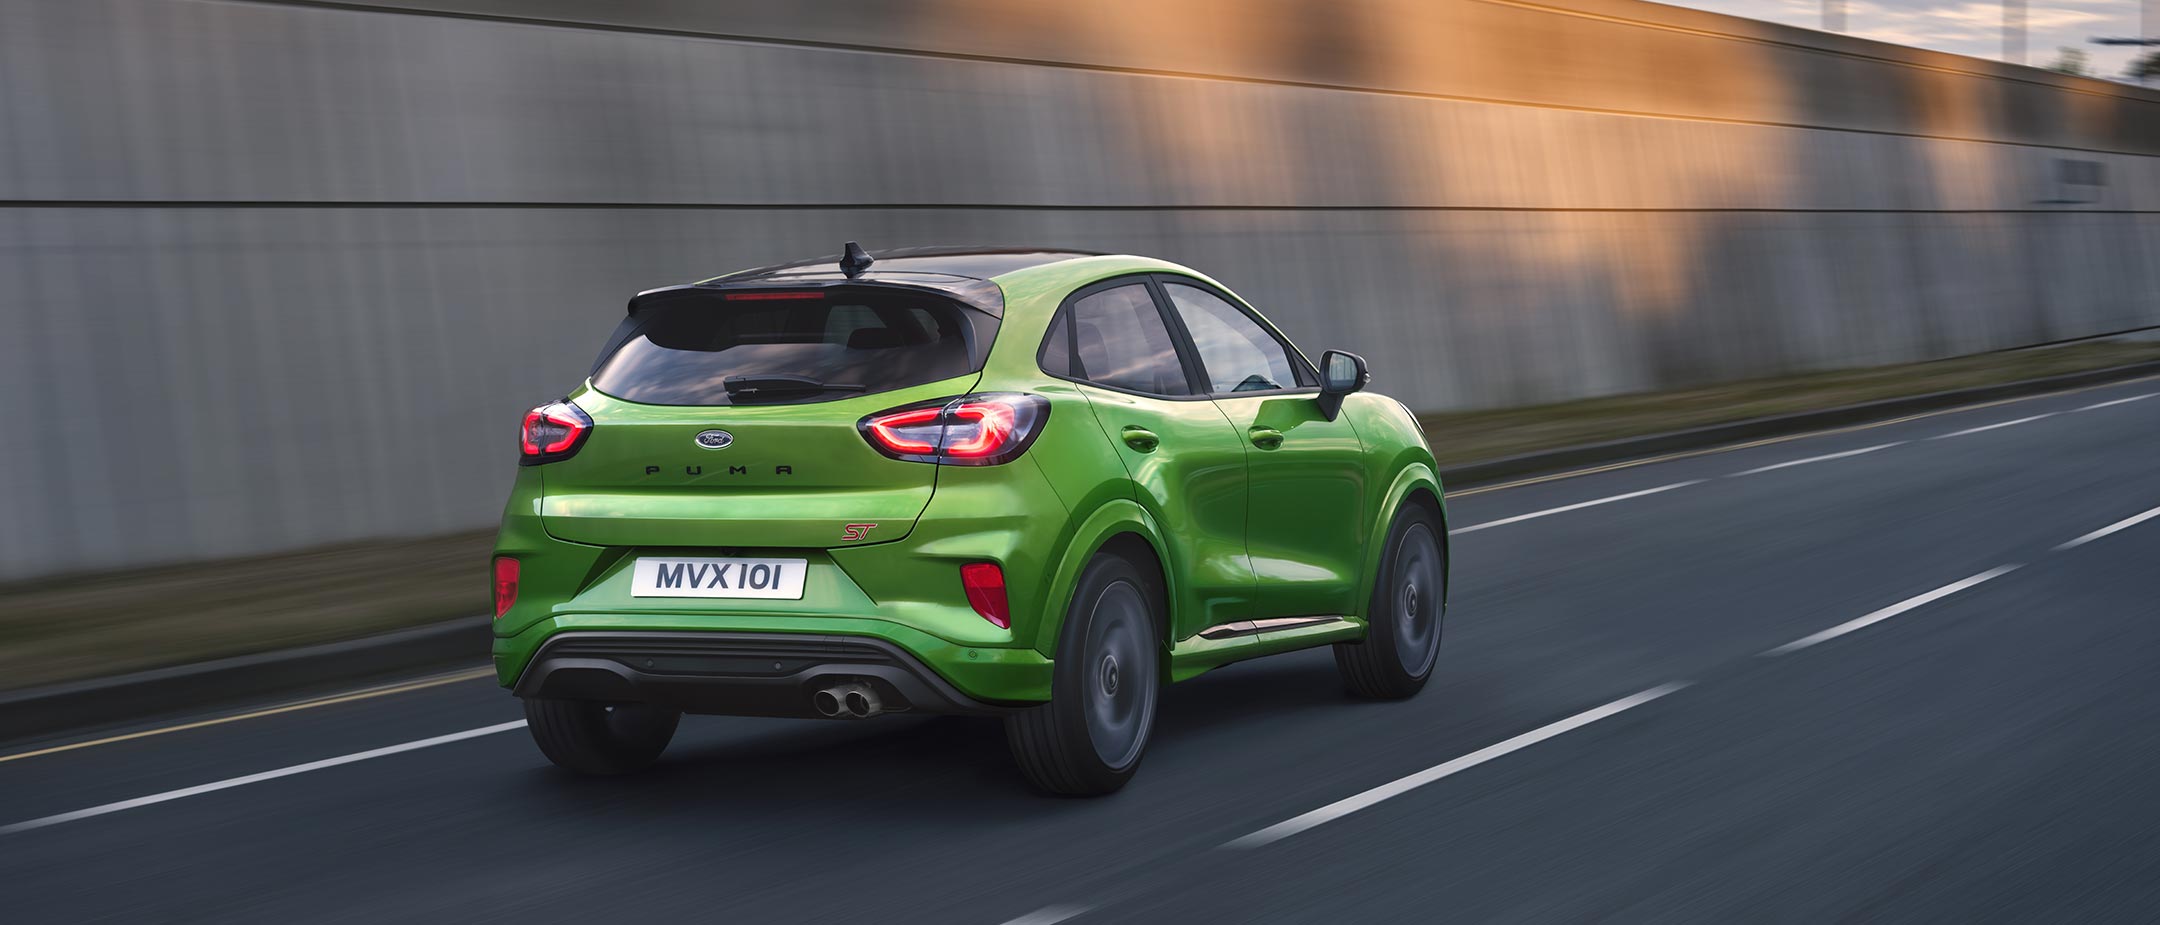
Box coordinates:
[846,327,903,350]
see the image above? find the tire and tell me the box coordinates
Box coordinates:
[1335,501,1447,700]
[1005,552,1162,796]
[522,697,680,775]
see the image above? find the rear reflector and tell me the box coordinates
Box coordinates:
[960,562,1010,629]
[492,557,520,619]
[723,290,824,301]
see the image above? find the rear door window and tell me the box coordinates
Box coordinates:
[591,291,975,405]
[1055,283,1193,396]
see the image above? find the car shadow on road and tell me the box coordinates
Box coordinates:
[498,649,1405,824]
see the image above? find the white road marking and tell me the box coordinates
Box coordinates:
[1729,443,1903,477]
[1930,414,2053,439]
[999,906,1093,925]
[2055,505,2160,551]
[0,667,497,765]
[1760,565,2020,657]
[1448,481,1704,535]
[2074,393,2155,412]
[0,721,527,835]
[1222,683,1690,850]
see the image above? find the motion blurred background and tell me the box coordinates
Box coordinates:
[2,0,2157,686]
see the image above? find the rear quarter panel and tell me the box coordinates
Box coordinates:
[981,257,1219,655]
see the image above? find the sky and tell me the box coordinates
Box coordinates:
[1666,0,2154,79]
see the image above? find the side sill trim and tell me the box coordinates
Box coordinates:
[1196,616,1348,640]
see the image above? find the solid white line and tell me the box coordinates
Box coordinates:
[2055,505,2160,551]
[998,905,1094,925]
[1759,565,2020,657]
[1448,481,1705,535]
[0,667,497,766]
[1222,682,1691,850]
[1729,442,1903,476]
[1930,414,2053,439]
[2074,393,2155,412]
[0,720,527,835]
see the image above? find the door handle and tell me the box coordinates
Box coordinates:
[1248,427,1285,450]
[1121,426,1160,452]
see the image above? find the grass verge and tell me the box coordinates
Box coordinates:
[0,531,492,691]
[1417,340,2160,468]
[4,339,2158,691]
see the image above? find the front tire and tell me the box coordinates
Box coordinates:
[522,697,680,775]
[1006,552,1162,796]
[1335,501,1446,699]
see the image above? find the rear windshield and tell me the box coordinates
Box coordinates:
[591,290,979,405]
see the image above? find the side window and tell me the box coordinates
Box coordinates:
[1038,307,1072,377]
[1162,282,1305,393]
[1061,283,1192,396]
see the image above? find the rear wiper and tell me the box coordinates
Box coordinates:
[722,375,868,400]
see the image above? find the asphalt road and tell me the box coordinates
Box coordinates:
[6,375,2160,923]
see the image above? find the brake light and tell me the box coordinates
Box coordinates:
[861,406,944,454]
[492,557,520,619]
[519,400,592,465]
[942,402,1017,458]
[723,290,824,301]
[858,393,1049,466]
[960,562,1010,629]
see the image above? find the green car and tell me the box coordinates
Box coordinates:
[493,245,1448,795]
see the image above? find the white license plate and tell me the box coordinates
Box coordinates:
[630,557,807,599]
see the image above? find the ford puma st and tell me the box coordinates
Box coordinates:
[492,244,1449,795]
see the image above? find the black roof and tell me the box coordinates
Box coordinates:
[706,246,1102,284]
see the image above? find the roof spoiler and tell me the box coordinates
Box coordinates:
[626,276,1006,318]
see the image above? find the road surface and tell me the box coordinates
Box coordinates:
[5,375,2159,922]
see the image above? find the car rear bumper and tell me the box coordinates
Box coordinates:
[495,616,1054,713]
[510,630,1019,718]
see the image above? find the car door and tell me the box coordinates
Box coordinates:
[1043,278,1256,641]
[1156,276,1368,620]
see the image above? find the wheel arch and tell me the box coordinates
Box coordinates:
[1094,531,1172,657]
[1358,462,1450,615]
[1026,498,1176,657]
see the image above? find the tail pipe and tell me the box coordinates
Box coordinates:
[813,681,883,719]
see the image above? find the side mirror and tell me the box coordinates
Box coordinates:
[1315,350,1369,421]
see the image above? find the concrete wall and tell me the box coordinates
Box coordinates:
[3,0,2157,579]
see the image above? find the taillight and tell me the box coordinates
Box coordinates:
[492,557,520,619]
[861,406,945,455]
[519,400,592,466]
[960,562,1011,629]
[858,393,1049,466]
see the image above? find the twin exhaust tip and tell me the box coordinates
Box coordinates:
[812,681,883,719]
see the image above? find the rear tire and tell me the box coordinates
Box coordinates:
[522,697,680,775]
[1006,552,1162,796]
[1335,501,1446,699]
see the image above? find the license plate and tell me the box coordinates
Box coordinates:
[630,557,807,599]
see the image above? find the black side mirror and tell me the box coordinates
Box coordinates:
[1315,350,1369,421]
